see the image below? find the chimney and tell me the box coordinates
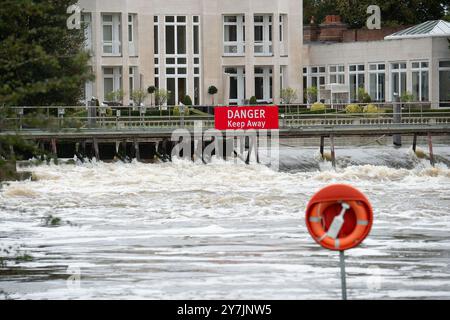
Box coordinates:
[318,15,348,42]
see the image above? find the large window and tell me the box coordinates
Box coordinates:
[254,15,273,56]
[349,64,365,102]
[412,61,429,102]
[329,65,345,84]
[369,63,385,102]
[255,67,273,103]
[128,14,137,56]
[279,14,288,56]
[165,16,188,105]
[193,16,201,105]
[103,67,122,101]
[390,62,407,101]
[225,67,246,105]
[439,60,450,107]
[165,16,186,55]
[309,66,326,102]
[102,14,121,55]
[223,15,245,55]
[81,13,92,52]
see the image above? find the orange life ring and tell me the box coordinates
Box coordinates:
[305,184,373,251]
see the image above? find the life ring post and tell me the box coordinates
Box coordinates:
[339,250,348,300]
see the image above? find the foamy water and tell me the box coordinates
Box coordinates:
[1,145,450,299]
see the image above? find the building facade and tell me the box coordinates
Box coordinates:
[78,0,303,106]
[303,20,450,108]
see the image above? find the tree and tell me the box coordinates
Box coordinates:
[208,86,218,105]
[105,90,125,105]
[0,0,93,106]
[131,89,148,106]
[155,89,170,106]
[305,0,448,28]
[280,88,298,104]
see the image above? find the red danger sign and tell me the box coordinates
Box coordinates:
[214,106,279,130]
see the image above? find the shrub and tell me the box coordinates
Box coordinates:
[281,88,298,104]
[173,106,191,116]
[182,95,193,106]
[311,102,325,112]
[345,104,363,114]
[358,88,372,103]
[306,87,318,104]
[363,104,379,113]
[249,96,258,105]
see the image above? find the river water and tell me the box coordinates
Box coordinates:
[1,144,450,300]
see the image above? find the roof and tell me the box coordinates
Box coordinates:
[385,20,450,40]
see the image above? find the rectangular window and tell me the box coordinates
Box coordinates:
[329,65,345,84]
[154,25,159,54]
[254,15,273,56]
[391,62,407,101]
[254,66,273,103]
[223,15,245,55]
[128,14,137,56]
[226,67,245,105]
[439,60,450,107]
[369,63,385,102]
[81,13,92,52]
[102,14,121,55]
[412,61,429,102]
[193,25,199,55]
[103,67,122,101]
[349,64,365,102]
[165,16,187,55]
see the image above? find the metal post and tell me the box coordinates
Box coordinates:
[339,250,348,300]
[393,99,402,147]
[330,134,336,169]
[320,136,325,159]
[93,138,100,161]
[428,132,435,167]
[412,134,417,153]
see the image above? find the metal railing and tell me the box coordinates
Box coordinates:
[1,104,450,132]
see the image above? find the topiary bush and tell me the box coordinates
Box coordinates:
[311,102,326,112]
[249,96,258,105]
[345,104,363,114]
[182,95,193,106]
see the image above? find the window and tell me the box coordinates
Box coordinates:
[349,64,365,102]
[254,67,273,103]
[308,66,326,103]
[225,67,246,105]
[369,63,385,102]
[128,14,137,56]
[254,15,273,55]
[412,61,429,102]
[165,16,187,55]
[103,67,122,101]
[391,62,407,101]
[154,17,159,90]
[223,15,245,55]
[329,65,345,84]
[81,13,92,52]
[279,14,288,56]
[129,67,138,97]
[102,14,121,55]
[439,60,450,107]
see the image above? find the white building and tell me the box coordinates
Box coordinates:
[77,0,303,106]
[303,20,450,108]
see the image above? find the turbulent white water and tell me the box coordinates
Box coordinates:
[1,145,450,299]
